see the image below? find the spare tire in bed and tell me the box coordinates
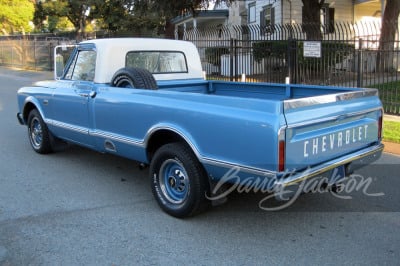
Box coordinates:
[111,67,158,89]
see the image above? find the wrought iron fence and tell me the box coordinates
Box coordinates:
[0,22,399,114]
[182,22,400,114]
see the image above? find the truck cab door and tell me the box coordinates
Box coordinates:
[50,46,97,147]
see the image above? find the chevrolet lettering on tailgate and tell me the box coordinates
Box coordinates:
[304,125,370,158]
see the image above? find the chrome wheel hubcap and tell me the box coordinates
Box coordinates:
[159,159,189,204]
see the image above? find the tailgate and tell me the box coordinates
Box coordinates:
[283,89,382,170]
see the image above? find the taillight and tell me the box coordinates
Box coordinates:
[278,128,285,172]
[378,112,383,140]
[278,140,285,172]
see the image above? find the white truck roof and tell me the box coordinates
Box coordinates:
[80,38,204,83]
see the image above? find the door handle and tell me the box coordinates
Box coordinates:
[77,91,96,98]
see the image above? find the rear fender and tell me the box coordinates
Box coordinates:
[145,124,201,163]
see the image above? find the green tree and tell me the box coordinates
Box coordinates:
[62,0,94,39]
[0,0,35,35]
[136,0,233,38]
[34,0,97,39]
[33,0,233,38]
[34,1,74,33]
[91,0,144,33]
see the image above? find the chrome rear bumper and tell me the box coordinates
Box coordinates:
[276,143,384,187]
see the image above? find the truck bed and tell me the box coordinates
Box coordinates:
[157,79,370,101]
[157,79,382,173]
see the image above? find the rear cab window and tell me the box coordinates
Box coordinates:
[126,51,188,74]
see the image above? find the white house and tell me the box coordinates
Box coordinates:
[173,0,398,75]
[173,0,391,35]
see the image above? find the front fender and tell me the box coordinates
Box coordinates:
[20,95,47,124]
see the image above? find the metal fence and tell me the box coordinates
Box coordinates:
[0,30,160,71]
[0,36,76,71]
[182,22,400,114]
[0,22,399,114]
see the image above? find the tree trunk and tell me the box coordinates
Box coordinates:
[377,0,400,72]
[301,0,324,40]
[164,19,176,39]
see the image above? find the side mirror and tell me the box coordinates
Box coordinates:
[54,44,77,80]
[55,53,64,79]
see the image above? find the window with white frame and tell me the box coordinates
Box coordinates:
[260,5,275,34]
[248,2,256,23]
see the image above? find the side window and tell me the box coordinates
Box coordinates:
[260,5,275,35]
[64,50,96,81]
[248,2,256,23]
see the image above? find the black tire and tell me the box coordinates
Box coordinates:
[27,109,53,154]
[150,142,210,218]
[111,67,158,89]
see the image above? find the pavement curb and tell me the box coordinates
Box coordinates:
[384,115,400,122]
[383,141,400,156]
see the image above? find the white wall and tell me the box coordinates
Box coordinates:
[245,0,355,25]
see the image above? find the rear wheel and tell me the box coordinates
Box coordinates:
[27,109,52,154]
[150,142,210,218]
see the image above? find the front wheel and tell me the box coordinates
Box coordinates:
[150,143,210,218]
[27,109,52,154]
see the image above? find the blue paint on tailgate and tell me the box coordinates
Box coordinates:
[284,94,382,170]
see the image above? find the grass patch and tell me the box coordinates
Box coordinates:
[383,120,400,143]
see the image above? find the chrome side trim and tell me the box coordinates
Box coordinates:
[200,157,278,178]
[47,119,88,134]
[145,125,280,177]
[44,120,383,187]
[284,88,378,110]
[47,120,145,147]
[90,130,144,147]
[276,143,384,187]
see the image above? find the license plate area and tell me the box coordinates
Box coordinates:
[329,165,346,185]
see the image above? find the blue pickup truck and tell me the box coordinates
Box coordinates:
[17,38,384,217]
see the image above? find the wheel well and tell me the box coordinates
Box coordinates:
[147,130,194,162]
[23,102,37,123]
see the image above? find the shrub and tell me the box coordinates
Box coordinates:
[252,40,354,69]
[252,41,288,62]
[205,47,229,66]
